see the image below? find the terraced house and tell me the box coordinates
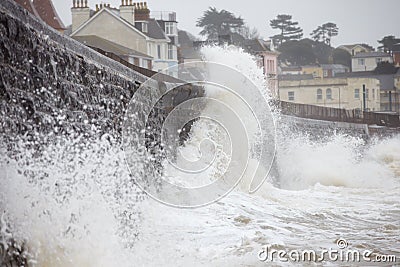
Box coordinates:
[70,0,179,76]
[278,75,381,112]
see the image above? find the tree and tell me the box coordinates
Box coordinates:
[269,14,303,47]
[239,24,260,39]
[310,22,338,46]
[332,48,351,68]
[196,7,244,40]
[310,26,324,42]
[278,40,316,66]
[378,35,400,53]
[374,61,398,74]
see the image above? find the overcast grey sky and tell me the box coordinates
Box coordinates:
[53,0,399,48]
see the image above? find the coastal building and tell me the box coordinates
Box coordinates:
[336,70,400,114]
[301,65,323,78]
[72,35,153,69]
[14,0,65,33]
[392,44,400,67]
[243,39,279,96]
[177,30,201,64]
[337,44,373,56]
[192,35,279,96]
[352,52,393,72]
[292,64,349,79]
[321,64,349,78]
[70,0,179,75]
[278,75,381,111]
[280,66,302,75]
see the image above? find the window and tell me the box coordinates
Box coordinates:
[157,45,161,59]
[354,89,360,99]
[372,89,375,99]
[323,70,328,77]
[366,89,369,99]
[354,108,362,118]
[267,60,275,73]
[358,58,365,65]
[326,88,332,100]
[143,59,152,70]
[317,89,322,100]
[288,91,295,101]
[142,22,148,33]
[165,22,175,35]
[376,58,382,64]
[168,44,174,60]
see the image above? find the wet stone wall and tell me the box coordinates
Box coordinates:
[0,1,166,265]
[0,0,149,140]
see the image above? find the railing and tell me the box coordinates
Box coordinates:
[279,101,400,128]
[85,47,400,128]
[151,11,177,21]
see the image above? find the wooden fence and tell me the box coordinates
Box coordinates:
[279,101,400,128]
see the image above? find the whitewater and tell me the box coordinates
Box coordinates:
[0,46,399,266]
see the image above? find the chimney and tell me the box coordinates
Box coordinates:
[71,0,90,32]
[120,0,135,25]
[134,2,150,21]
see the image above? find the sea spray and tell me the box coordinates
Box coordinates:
[0,135,143,266]
[1,45,399,266]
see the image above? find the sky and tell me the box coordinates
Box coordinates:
[53,0,399,48]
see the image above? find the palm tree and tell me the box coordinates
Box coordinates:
[196,7,244,40]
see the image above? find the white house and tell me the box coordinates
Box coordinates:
[337,44,373,56]
[70,0,179,75]
[352,52,393,72]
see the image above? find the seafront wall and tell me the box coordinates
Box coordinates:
[0,0,179,139]
[0,0,147,137]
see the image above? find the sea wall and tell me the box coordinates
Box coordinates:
[0,0,151,139]
[279,115,370,139]
[0,1,168,265]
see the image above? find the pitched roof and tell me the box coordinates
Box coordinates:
[179,46,201,60]
[335,71,375,77]
[71,8,148,39]
[281,66,302,71]
[244,39,264,53]
[14,0,38,16]
[243,39,276,54]
[13,0,65,30]
[320,64,349,70]
[335,71,395,90]
[302,64,321,69]
[146,19,169,40]
[352,52,392,58]
[392,44,400,52]
[32,0,65,30]
[178,30,194,47]
[72,35,152,58]
[338,44,373,51]
[72,7,169,41]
